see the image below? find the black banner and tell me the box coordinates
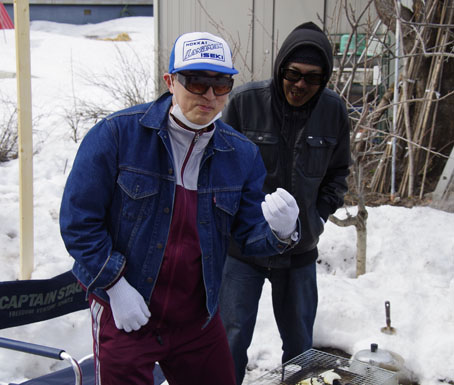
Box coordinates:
[0,270,88,330]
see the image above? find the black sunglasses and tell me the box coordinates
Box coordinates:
[176,73,234,96]
[281,68,325,85]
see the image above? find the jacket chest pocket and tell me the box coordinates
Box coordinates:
[213,191,241,236]
[301,136,337,178]
[117,170,160,221]
[243,130,279,174]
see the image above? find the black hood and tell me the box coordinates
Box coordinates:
[272,22,333,104]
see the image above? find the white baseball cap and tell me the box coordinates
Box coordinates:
[168,31,238,75]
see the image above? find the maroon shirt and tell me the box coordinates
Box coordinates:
[148,116,215,329]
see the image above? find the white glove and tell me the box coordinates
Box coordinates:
[261,188,299,240]
[106,277,151,332]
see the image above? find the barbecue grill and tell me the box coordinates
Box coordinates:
[250,349,399,385]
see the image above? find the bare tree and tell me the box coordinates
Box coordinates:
[370,0,454,199]
[324,0,454,274]
[0,93,18,162]
[64,43,155,143]
[325,0,454,202]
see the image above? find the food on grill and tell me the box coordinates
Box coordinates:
[295,369,341,384]
[320,369,341,384]
[295,378,322,384]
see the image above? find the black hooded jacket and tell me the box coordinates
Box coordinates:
[223,22,351,268]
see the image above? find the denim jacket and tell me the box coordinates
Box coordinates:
[59,92,296,321]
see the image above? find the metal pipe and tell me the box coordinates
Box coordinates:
[61,351,83,385]
[323,0,327,33]
[391,0,401,199]
[0,337,64,359]
[0,337,83,385]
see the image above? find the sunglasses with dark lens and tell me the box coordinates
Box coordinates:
[281,68,324,85]
[176,73,234,96]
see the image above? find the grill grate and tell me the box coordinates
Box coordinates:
[250,349,398,385]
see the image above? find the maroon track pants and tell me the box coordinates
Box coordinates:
[89,295,236,385]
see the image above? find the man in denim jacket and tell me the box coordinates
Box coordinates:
[59,31,299,385]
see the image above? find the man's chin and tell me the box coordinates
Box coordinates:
[286,95,306,107]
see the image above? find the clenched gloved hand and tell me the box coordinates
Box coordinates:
[106,276,151,332]
[261,188,299,240]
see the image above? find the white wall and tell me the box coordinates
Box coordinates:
[154,0,325,95]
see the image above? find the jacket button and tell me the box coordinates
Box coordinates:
[147,277,154,283]
[163,207,170,214]
[157,243,163,249]
[168,168,173,175]
[204,254,210,259]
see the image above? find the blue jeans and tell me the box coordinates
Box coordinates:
[219,255,318,385]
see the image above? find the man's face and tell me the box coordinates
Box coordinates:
[282,62,323,107]
[164,70,231,126]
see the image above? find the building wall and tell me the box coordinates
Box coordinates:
[3,1,153,25]
[154,0,325,95]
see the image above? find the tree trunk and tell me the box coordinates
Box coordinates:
[329,201,368,277]
[355,202,368,276]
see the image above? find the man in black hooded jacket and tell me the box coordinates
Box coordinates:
[219,22,351,384]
